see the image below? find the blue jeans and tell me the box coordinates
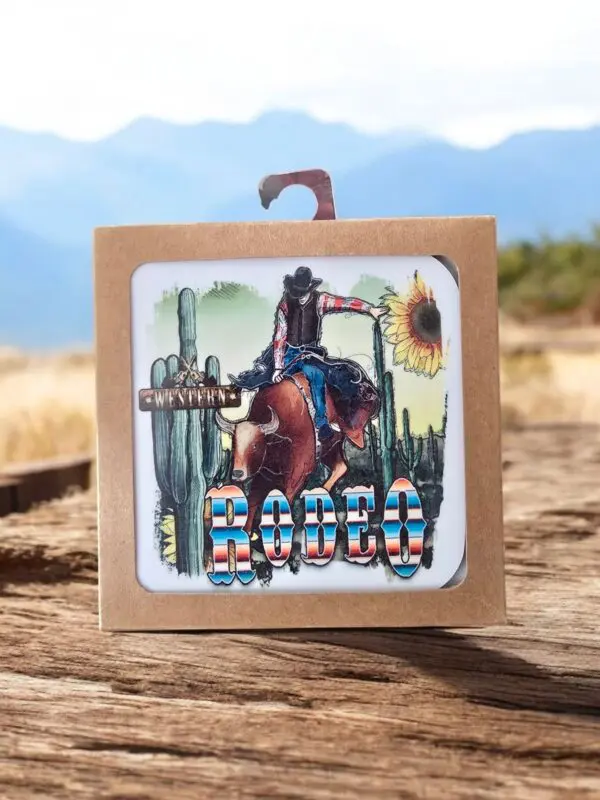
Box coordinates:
[283,346,328,429]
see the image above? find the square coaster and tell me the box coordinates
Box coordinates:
[95,217,505,630]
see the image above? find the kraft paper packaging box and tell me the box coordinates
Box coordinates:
[94,171,505,631]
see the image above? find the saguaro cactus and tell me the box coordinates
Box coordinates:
[186,405,205,576]
[367,418,380,480]
[383,371,398,472]
[165,289,204,575]
[166,354,179,382]
[149,288,230,577]
[178,288,197,368]
[150,358,171,497]
[202,355,223,485]
[373,321,395,493]
[441,392,448,437]
[427,424,441,484]
[398,407,423,484]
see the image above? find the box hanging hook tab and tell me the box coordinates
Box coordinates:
[258,168,336,220]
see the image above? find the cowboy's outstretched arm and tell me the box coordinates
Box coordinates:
[318,292,387,318]
[272,300,288,381]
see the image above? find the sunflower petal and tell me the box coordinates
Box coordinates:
[423,352,434,376]
[383,321,409,344]
[414,272,427,298]
[395,338,412,356]
[408,342,422,369]
[387,326,412,345]
[393,345,407,365]
[396,346,413,365]
[388,298,408,315]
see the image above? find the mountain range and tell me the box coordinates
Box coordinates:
[1,110,599,347]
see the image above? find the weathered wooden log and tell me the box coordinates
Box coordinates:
[0,455,93,516]
[0,425,599,798]
[0,476,20,517]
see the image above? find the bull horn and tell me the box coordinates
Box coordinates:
[259,406,279,435]
[215,410,236,436]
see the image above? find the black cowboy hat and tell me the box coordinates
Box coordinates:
[283,266,322,298]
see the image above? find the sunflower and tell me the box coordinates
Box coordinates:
[380,271,444,378]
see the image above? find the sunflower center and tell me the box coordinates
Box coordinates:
[411,299,441,343]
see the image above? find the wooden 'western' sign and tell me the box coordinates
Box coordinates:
[138,386,242,411]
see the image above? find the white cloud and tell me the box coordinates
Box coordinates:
[1,0,600,145]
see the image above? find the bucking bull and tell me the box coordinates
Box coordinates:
[216,372,380,537]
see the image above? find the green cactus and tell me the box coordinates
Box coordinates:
[150,358,171,498]
[186,407,205,576]
[173,289,205,576]
[178,288,197,367]
[202,354,223,485]
[441,393,449,437]
[148,290,206,576]
[373,322,394,493]
[383,371,398,472]
[367,418,379,479]
[166,354,179,382]
[427,424,441,484]
[373,320,385,386]
[149,288,237,575]
[398,407,423,483]
[170,409,190,574]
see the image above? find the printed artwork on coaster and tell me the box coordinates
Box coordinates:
[131,254,465,594]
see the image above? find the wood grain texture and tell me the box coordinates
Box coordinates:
[0,425,599,799]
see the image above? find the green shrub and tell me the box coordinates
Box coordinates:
[498,226,600,320]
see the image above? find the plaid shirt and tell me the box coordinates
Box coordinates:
[273,291,373,369]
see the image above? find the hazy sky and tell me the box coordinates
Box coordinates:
[2,0,600,146]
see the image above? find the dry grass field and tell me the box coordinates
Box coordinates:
[0,319,599,470]
[0,347,96,469]
[499,317,600,428]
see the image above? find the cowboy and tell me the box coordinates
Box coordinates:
[271,266,387,441]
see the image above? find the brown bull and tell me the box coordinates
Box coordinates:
[215,375,377,536]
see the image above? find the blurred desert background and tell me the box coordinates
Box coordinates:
[3,323,599,471]
[0,347,95,468]
[2,234,599,471]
